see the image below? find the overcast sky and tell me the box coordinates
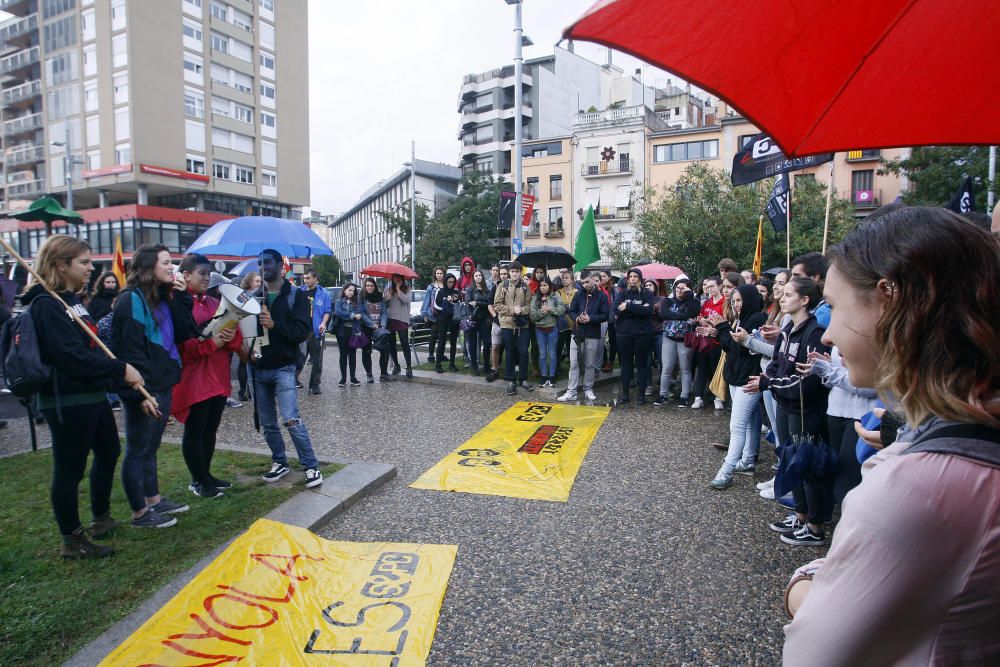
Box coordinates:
[306,0,677,216]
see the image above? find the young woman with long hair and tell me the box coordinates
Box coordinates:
[333,282,371,386]
[383,274,413,377]
[654,278,700,407]
[26,236,144,557]
[88,271,120,322]
[613,268,656,404]
[420,267,446,364]
[464,268,493,376]
[690,275,725,409]
[360,277,390,383]
[235,271,262,401]
[783,207,1000,664]
[529,275,565,388]
[112,244,194,528]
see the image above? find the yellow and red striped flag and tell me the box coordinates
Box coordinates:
[752,215,764,276]
[112,234,127,287]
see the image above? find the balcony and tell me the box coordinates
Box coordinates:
[0,46,39,78]
[852,188,881,209]
[0,13,37,47]
[846,149,882,162]
[1,78,41,107]
[462,135,498,148]
[3,112,42,138]
[582,159,635,177]
[595,206,633,222]
[6,178,45,198]
[4,143,43,168]
[0,0,32,17]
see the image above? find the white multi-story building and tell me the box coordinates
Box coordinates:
[323,159,462,278]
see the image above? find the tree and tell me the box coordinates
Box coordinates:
[310,254,342,286]
[378,199,431,254]
[615,163,857,281]
[881,146,992,212]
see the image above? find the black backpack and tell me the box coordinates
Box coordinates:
[0,299,55,399]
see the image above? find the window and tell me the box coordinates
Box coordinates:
[83,44,97,76]
[110,0,126,31]
[43,0,76,18]
[526,177,538,197]
[213,163,229,180]
[527,209,540,235]
[47,86,80,120]
[261,171,276,187]
[84,80,98,112]
[211,97,230,117]
[210,2,227,21]
[548,207,563,234]
[115,143,130,165]
[260,83,275,100]
[259,0,274,20]
[259,21,275,49]
[186,156,206,175]
[230,39,252,63]
[475,157,493,175]
[550,174,562,200]
[235,165,254,184]
[47,52,79,84]
[114,107,129,142]
[183,53,203,84]
[182,19,203,50]
[184,87,204,118]
[113,73,128,105]
[231,8,252,31]
[233,71,252,93]
[738,134,756,149]
[260,111,276,138]
[82,9,96,41]
[183,0,202,15]
[44,15,77,51]
[186,120,205,151]
[652,139,719,163]
[112,34,127,68]
[234,103,253,123]
[87,150,101,171]
[210,31,228,53]
[211,128,229,147]
[261,140,276,167]
[259,52,275,79]
[85,115,99,146]
[232,132,253,153]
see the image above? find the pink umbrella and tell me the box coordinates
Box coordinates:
[633,263,683,281]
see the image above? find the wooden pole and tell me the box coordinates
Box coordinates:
[0,235,158,407]
[822,157,836,254]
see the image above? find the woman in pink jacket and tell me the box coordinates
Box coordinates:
[783,206,1000,665]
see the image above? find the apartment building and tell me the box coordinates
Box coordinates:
[0,0,308,259]
[521,136,573,253]
[324,159,462,278]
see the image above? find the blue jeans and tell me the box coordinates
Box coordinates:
[122,389,172,512]
[716,384,762,480]
[252,364,319,469]
[535,327,558,377]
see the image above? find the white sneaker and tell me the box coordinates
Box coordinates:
[691,397,704,409]
[756,476,775,491]
[759,486,776,500]
[557,391,577,402]
[304,468,323,489]
[584,389,597,401]
[714,398,725,410]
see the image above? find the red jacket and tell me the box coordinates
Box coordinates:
[457,256,476,291]
[171,291,242,423]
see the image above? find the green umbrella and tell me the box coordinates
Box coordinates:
[7,196,83,236]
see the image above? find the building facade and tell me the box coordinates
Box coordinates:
[323,159,462,278]
[521,135,573,253]
[0,0,308,231]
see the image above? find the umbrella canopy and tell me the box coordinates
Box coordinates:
[7,196,83,226]
[565,0,1000,156]
[632,262,683,281]
[516,245,576,270]
[762,266,788,276]
[360,262,418,280]
[227,258,260,277]
[186,216,333,258]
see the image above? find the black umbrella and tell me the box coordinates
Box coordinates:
[515,245,576,270]
[762,266,788,276]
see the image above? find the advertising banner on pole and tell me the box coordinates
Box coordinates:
[410,402,610,502]
[100,519,457,666]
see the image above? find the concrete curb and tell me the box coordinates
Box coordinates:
[399,368,622,396]
[63,457,396,667]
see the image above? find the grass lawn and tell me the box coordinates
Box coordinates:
[0,445,342,667]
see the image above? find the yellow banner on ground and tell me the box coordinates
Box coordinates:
[100,519,457,667]
[410,401,610,502]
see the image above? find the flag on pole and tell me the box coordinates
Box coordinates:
[731,133,833,186]
[766,173,790,232]
[948,176,975,214]
[112,234,126,288]
[573,205,601,270]
[752,216,764,276]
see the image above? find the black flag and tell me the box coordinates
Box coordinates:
[947,176,975,214]
[732,133,834,186]
[766,173,790,232]
[498,190,516,231]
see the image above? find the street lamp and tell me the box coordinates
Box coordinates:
[504,0,525,258]
[50,126,84,211]
[403,140,417,270]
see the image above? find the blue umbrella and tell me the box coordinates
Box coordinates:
[227,258,259,277]
[186,216,333,258]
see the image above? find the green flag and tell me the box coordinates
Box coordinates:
[573,205,601,270]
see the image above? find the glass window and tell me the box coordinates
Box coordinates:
[686,141,702,160]
[526,177,538,197]
[183,0,202,15]
[261,171,276,187]
[233,71,253,93]
[704,140,719,158]
[260,83,275,99]
[211,2,227,21]
[260,111,276,138]
[113,73,128,105]
[184,88,204,118]
[47,86,80,120]
[46,52,79,85]
[261,140,276,167]
[475,125,493,142]
[230,39,252,63]
[115,143,130,165]
[259,21,275,49]
[210,32,228,53]
[231,8,252,31]
[83,44,97,77]
[44,15,77,51]
[669,143,686,161]
[235,166,254,184]
[185,120,205,151]
[110,0,126,31]
[234,103,253,123]
[43,0,76,18]
[213,163,230,180]
[183,53,203,84]
[86,114,99,147]
[114,107,129,142]
[186,156,206,174]
[87,150,101,170]
[81,9,96,41]
[548,207,563,232]
[550,174,562,200]
[111,34,127,68]
[259,52,275,75]
[182,19,203,49]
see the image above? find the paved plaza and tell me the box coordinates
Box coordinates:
[0,363,821,665]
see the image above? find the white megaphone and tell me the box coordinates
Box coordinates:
[203,284,261,339]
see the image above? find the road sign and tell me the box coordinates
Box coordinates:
[511,238,523,256]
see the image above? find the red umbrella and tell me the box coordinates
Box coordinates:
[360,262,418,280]
[565,0,1000,156]
[632,262,683,281]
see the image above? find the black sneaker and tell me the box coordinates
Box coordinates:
[338,379,346,387]
[506,382,517,396]
[653,395,669,407]
[638,394,647,405]
[519,381,534,392]
[435,363,445,373]
[392,365,401,376]
[769,513,804,533]
[366,374,374,384]
[295,382,304,389]
[350,377,361,386]
[148,498,189,515]
[62,527,115,559]
[309,386,322,395]
[617,393,630,404]
[485,370,498,383]
[304,467,323,488]
[405,368,413,377]
[131,509,177,528]
[210,475,232,489]
[676,396,690,408]
[780,525,826,546]
[448,363,459,372]
[192,482,224,499]
[263,462,290,482]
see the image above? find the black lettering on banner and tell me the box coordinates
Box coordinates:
[304,601,410,662]
[457,448,501,467]
[361,552,420,599]
[515,404,552,422]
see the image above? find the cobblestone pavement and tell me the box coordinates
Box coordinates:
[0,363,824,665]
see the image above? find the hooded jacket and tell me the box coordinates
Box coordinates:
[87,287,118,322]
[567,286,609,339]
[457,256,476,291]
[23,284,126,400]
[758,313,830,414]
[717,284,769,386]
[111,285,189,398]
[612,270,655,337]
[493,277,531,329]
[659,288,700,340]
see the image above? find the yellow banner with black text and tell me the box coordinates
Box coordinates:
[410,401,610,502]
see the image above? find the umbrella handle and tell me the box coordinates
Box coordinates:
[0,236,159,407]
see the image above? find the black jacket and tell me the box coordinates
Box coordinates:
[717,285,769,386]
[567,288,609,339]
[253,280,311,370]
[612,287,656,336]
[759,313,830,415]
[23,285,126,397]
[465,285,491,322]
[88,288,117,322]
[658,292,700,340]
[110,286,190,398]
